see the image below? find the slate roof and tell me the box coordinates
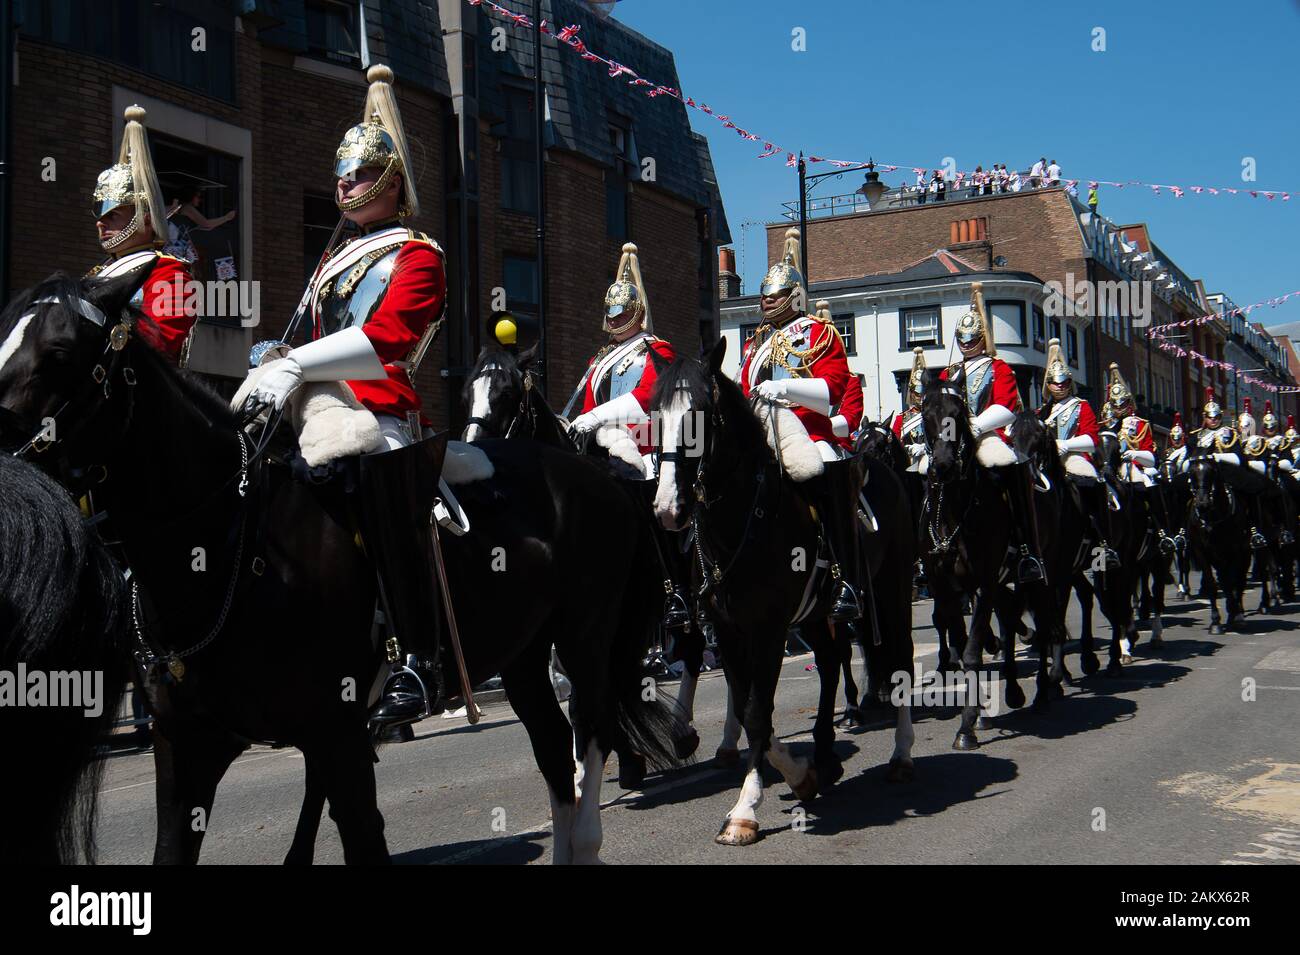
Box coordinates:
[474,0,721,211]
[259,0,451,99]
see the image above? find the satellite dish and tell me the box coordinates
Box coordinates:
[585,1,619,18]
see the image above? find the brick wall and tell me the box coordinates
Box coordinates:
[477,138,705,410]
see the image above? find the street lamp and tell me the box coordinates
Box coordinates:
[797,156,884,287]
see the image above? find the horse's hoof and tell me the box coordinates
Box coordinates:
[976,715,995,730]
[673,729,700,761]
[1081,652,1100,676]
[715,817,760,846]
[1020,628,1036,647]
[815,758,844,788]
[1105,660,1124,677]
[1031,695,1050,714]
[1005,681,1026,709]
[1209,624,1225,636]
[714,746,741,768]
[790,766,820,802]
[886,758,915,784]
[618,752,646,790]
[953,732,979,751]
[840,706,866,728]
[1120,653,1133,666]
[1051,681,1066,700]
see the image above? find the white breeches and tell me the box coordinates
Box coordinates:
[1063,453,1098,479]
[377,413,414,451]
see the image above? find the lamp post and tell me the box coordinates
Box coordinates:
[797,158,886,288]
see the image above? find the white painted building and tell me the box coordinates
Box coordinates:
[720,249,1093,425]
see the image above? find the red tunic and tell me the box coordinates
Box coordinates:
[1119,415,1155,454]
[938,355,1021,442]
[739,317,854,451]
[580,336,676,456]
[836,373,865,444]
[345,242,446,418]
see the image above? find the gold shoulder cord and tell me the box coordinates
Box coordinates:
[1215,430,1240,453]
[756,316,836,378]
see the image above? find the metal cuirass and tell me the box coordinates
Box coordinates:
[961,357,994,414]
[1047,398,1081,440]
[316,245,402,338]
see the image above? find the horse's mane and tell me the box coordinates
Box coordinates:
[650,355,771,463]
[4,272,238,432]
[1012,408,1065,485]
[0,453,127,861]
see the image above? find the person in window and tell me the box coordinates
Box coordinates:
[232,65,449,729]
[87,105,197,366]
[164,186,237,268]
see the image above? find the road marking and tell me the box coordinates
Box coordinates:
[1162,762,1300,827]
[1222,828,1300,865]
[1254,648,1300,672]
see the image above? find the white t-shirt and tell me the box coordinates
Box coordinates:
[1047,163,1061,182]
[1030,161,1044,179]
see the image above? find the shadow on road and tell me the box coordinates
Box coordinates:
[394,831,548,865]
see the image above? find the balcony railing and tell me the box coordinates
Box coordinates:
[782,179,1068,221]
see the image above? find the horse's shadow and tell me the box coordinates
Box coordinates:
[960,689,1141,744]
[798,752,1019,837]
[394,831,548,865]
[1073,661,1194,696]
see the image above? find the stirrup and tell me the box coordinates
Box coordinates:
[1016,546,1046,584]
[1157,532,1176,556]
[1100,543,1121,570]
[1250,528,1267,550]
[663,584,692,632]
[829,581,862,622]
[369,661,433,729]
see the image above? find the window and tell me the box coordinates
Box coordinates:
[901,306,941,348]
[1066,327,1079,368]
[1032,306,1046,350]
[606,121,637,239]
[1049,317,1061,343]
[305,1,362,67]
[500,87,538,215]
[833,314,856,356]
[303,192,343,286]
[739,323,759,348]
[20,0,235,101]
[988,300,1025,346]
[503,255,539,318]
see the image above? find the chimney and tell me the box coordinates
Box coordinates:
[718,247,741,300]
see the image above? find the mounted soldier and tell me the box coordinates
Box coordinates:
[565,242,687,631]
[937,282,1045,583]
[1163,412,1188,470]
[1191,386,1230,449]
[233,65,449,728]
[1039,337,1116,567]
[89,105,197,365]
[739,228,864,620]
[568,242,675,472]
[1103,363,1157,485]
[1189,388,1271,550]
[891,346,928,472]
[1238,397,1258,440]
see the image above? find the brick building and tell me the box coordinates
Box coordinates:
[8,0,728,428]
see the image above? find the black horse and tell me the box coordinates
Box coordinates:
[0,269,677,864]
[1185,452,1254,634]
[648,340,915,846]
[0,454,128,864]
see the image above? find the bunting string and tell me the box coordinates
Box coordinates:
[468,1,1297,205]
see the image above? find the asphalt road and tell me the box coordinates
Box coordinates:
[94,577,1300,864]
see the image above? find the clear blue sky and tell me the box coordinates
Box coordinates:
[607,0,1300,328]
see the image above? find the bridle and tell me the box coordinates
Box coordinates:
[658,377,772,595]
[921,387,977,556]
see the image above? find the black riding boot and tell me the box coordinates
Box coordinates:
[1079,480,1119,570]
[1248,497,1269,550]
[1004,462,1047,584]
[817,456,866,621]
[358,437,448,729]
[636,479,692,631]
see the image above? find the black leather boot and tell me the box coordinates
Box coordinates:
[1005,462,1047,584]
[637,479,692,631]
[358,435,450,730]
[818,455,867,621]
[1081,480,1120,570]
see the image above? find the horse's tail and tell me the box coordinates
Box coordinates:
[609,513,683,774]
[0,457,128,864]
